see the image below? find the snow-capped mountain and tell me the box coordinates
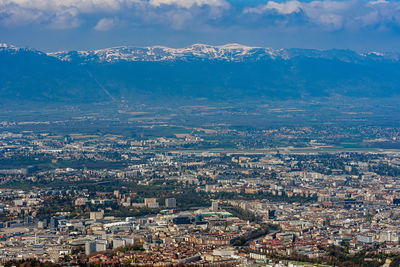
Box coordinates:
[47,43,285,63]
[1,42,398,63]
[46,43,399,63]
[1,42,400,103]
[0,43,47,56]
[0,43,22,53]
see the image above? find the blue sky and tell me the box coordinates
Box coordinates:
[1,0,400,52]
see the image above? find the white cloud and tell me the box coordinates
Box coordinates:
[0,5,43,26]
[302,1,351,29]
[94,17,115,31]
[0,0,229,13]
[149,0,229,9]
[0,0,124,13]
[245,1,302,15]
[0,0,125,28]
[369,0,389,5]
[0,0,400,32]
[0,0,229,28]
[48,8,81,29]
[244,0,400,30]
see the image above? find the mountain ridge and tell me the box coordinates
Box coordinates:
[47,43,399,63]
[1,43,398,63]
[1,42,400,103]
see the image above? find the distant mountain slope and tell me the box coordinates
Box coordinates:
[1,43,400,102]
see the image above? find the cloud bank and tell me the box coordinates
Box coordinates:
[0,0,230,29]
[1,0,399,31]
[1,0,400,51]
[244,0,400,30]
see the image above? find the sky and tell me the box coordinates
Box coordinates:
[1,0,400,52]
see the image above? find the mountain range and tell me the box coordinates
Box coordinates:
[1,43,400,103]
[45,43,399,63]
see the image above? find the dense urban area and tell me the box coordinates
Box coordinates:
[1,102,400,266]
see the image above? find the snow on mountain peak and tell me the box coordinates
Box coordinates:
[47,43,277,63]
[218,43,259,49]
[0,43,18,50]
[44,44,398,63]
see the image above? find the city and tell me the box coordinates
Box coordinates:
[1,0,400,265]
[0,104,400,266]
